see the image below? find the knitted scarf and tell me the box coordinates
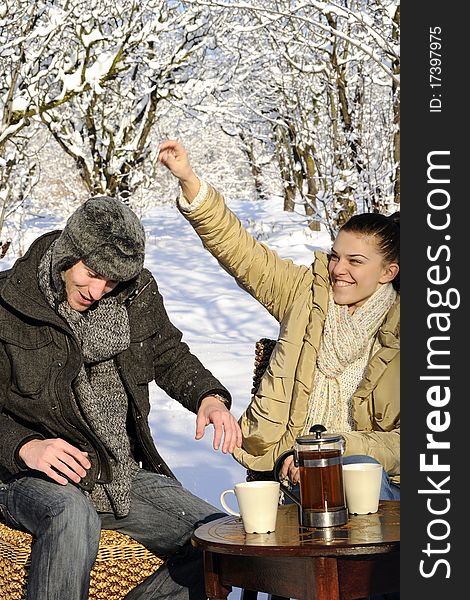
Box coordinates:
[303,283,397,435]
[38,243,139,517]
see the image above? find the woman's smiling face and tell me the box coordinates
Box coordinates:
[328,230,398,313]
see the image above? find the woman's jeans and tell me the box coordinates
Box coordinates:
[0,469,225,600]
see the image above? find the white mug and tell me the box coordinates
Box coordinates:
[343,463,383,515]
[220,481,280,533]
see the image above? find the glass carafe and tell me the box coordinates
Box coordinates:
[273,424,348,527]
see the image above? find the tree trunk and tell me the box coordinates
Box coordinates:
[275,126,296,212]
[239,134,265,200]
[304,147,320,231]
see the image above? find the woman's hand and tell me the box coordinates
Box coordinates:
[280,454,300,484]
[158,140,200,202]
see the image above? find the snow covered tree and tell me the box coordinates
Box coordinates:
[1,1,139,146]
[179,0,400,235]
[41,1,225,200]
[1,0,399,240]
[1,1,168,236]
[0,131,40,256]
[0,2,63,244]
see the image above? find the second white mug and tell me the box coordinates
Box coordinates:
[343,463,382,515]
[220,481,280,533]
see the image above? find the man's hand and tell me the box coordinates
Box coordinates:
[280,454,300,484]
[158,140,200,202]
[196,395,242,454]
[19,438,91,486]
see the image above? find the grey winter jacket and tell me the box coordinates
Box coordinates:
[0,231,231,489]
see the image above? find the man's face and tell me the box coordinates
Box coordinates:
[62,260,118,311]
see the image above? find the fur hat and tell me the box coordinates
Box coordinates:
[51,196,145,290]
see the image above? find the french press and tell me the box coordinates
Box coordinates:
[273,424,348,527]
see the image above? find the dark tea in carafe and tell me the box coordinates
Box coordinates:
[298,449,345,513]
[272,424,348,527]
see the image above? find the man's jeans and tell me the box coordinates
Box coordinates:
[0,469,225,600]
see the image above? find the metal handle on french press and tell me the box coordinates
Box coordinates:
[272,449,302,507]
[272,425,328,505]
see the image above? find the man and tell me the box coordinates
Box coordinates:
[0,196,242,600]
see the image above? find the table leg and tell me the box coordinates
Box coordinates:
[203,551,231,600]
[305,557,340,600]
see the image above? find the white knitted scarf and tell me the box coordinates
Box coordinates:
[303,283,397,435]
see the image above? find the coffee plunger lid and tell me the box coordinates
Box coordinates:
[296,424,344,445]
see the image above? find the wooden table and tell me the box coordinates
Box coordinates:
[192,501,400,600]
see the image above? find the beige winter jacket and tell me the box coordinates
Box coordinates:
[179,183,400,484]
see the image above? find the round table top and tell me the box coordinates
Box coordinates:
[193,501,400,558]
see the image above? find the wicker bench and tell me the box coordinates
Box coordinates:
[0,521,163,599]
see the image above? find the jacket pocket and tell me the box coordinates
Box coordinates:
[1,322,54,395]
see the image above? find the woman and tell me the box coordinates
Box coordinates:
[159,140,400,499]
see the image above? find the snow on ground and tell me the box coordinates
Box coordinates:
[2,188,331,598]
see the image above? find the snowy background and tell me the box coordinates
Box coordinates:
[1,173,331,598]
